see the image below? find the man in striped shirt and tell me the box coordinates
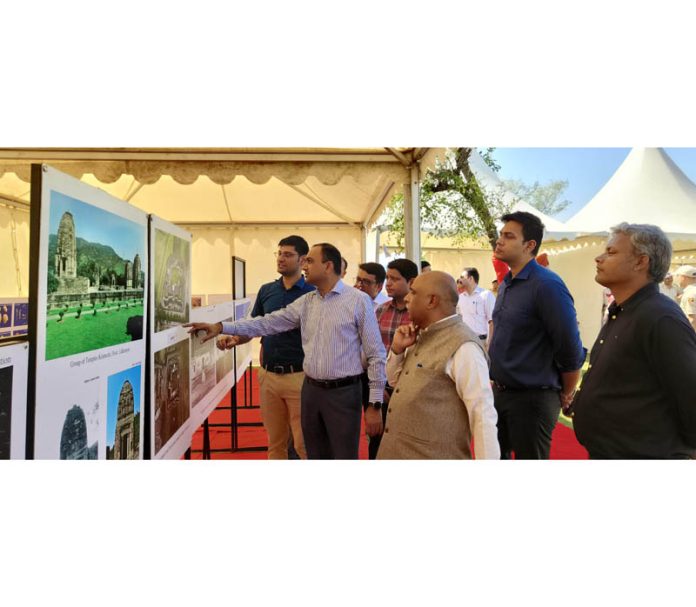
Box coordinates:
[187,243,387,459]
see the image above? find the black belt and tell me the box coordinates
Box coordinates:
[492,381,556,392]
[263,362,302,374]
[305,374,362,389]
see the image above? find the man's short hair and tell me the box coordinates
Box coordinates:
[278,235,309,257]
[500,211,545,256]
[610,222,672,283]
[420,260,431,270]
[461,267,480,284]
[387,258,419,282]
[314,243,342,276]
[341,257,348,273]
[359,262,386,285]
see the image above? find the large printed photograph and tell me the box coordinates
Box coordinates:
[191,333,216,408]
[154,340,190,455]
[154,229,190,332]
[0,365,12,459]
[45,191,146,361]
[33,376,101,460]
[106,365,142,459]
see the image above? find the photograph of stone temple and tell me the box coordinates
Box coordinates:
[154,228,190,332]
[154,340,190,455]
[59,404,98,460]
[45,191,146,361]
[106,365,141,460]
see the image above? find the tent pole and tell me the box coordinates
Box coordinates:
[404,165,421,264]
[360,225,367,263]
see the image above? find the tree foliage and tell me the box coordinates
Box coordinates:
[382,148,511,251]
[503,178,571,216]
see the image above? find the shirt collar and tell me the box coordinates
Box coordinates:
[331,279,345,294]
[278,275,307,290]
[422,313,459,333]
[611,282,659,314]
[505,258,537,283]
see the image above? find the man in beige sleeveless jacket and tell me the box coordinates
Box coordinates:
[378,271,500,459]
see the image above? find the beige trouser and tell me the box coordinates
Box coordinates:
[258,368,306,460]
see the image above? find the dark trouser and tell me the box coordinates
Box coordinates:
[368,405,388,460]
[301,379,362,459]
[493,386,560,460]
[365,377,391,460]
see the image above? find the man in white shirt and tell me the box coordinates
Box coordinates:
[377,271,500,459]
[659,272,680,302]
[456,267,495,345]
[674,265,696,331]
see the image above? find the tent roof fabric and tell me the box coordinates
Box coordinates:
[565,148,696,236]
[0,148,432,227]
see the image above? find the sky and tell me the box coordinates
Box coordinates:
[491,148,696,221]
[49,191,146,261]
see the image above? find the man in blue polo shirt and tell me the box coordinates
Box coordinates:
[220,235,314,459]
[489,212,585,459]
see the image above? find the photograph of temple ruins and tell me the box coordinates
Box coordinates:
[191,333,216,408]
[154,228,190,332]
[106,365,141,459]
[45,191,146,361]
[154,340,190,455]
[0,365,12,459]
[59,400,99,460]
[215,315,234,383]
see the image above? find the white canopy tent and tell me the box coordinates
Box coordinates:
[564,147,696,237]
[544,147,696,344]
[0,147,438,298]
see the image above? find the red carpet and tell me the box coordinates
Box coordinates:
[190,368,588,460]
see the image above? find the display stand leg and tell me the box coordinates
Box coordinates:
[203,418,211,460]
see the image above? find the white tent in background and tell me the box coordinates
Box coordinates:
[564,147,696,236]
[544,147,696,346]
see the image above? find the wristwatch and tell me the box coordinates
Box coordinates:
[367,401,382,411]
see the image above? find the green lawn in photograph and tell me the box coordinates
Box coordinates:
[45,304,144,360]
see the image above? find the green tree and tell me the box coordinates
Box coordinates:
[47,265,58,294]
[503,178,571,216]
[382,147,511,251]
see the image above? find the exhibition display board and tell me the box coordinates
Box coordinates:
[149,215,193,459]
[0,298,28,338]
[29,165,148,460]
[189,300,235,429]
[0,340,28,459]
[233,298,253,378]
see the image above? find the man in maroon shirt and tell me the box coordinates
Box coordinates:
[369,258,419,459]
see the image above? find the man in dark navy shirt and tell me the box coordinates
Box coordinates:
[488,211,585,459]
[572,223,696,458]
[220,235,314,459]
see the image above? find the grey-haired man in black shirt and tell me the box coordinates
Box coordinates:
[572,222,696,459]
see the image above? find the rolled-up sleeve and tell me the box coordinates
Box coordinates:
[536,279,585,372]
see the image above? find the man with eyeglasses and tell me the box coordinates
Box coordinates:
[216,235,314,459]
[354,263,388,309]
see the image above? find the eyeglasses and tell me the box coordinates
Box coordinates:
[354,277,377,286]
[274,252,298,259]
